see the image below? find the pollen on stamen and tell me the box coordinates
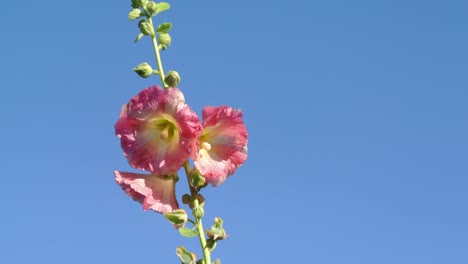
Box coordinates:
[201,142,211,151]
[160,127,169,140]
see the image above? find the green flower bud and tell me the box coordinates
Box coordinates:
[133,62,153,78]
[146,1,158,15]
[164,70,181,87]
[137,0,148,8]
[158,33,172,46]
[192,206,204,219]
[128,9,142,20]
[138,20,154,36]
[214,217,223,227]
[207,217,228,241]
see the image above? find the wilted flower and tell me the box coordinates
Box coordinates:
[194,106,248,186]
[115,86,202,175]
[114,171,179,213]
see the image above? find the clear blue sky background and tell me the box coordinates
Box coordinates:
[2,0,467,263]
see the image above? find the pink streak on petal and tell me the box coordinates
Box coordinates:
[195,106,248,186]
[115,86,202,175]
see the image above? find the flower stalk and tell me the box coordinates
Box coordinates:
[148,17,167,88]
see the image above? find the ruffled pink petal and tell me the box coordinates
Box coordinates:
[115,86,202,175]
[114,171,179,213]
[194,106,248,186]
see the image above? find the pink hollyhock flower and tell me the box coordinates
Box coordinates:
[115,86,202,175]
[114,171,179,213]
[194,106,248,186]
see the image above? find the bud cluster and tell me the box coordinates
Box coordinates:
[128,1,176,82]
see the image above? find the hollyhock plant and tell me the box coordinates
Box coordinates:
[194,106,248,186]
[114,2,249,263]
[114,171,179,213]
[115,86,202,175]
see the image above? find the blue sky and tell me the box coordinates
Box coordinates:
[2,0,468,263]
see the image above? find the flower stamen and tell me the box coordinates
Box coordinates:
[201,142,211,151]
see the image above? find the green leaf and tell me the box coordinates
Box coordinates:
[156,2,171,15]
[134,33,144,43]
[156,22,172,34]
[176,246,197,264]
[179,227,198,238]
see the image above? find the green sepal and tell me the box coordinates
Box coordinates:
[179,227,198,238]
[176,246,197,264]
[164,209,188,228]
[206,238,217,252]
[156,22,172,34]
[156,2,171,15]
[128,9,142,20]
[190,170,206,188]
[134,33,144,43]
[196,260,204,264]
[206,217,228,241]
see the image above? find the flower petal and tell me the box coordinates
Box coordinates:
[194,106,248,186]
[114,171,179,213]
[115,86,202,174]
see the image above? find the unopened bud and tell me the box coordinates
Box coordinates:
[214,217,223,227]
[158,33,172,46]
[164,70,181,87]
[146,1,158,14]
[133,62,153,78]
[138,20,154,36]
[192,206,204,219]
[128,9,142,20]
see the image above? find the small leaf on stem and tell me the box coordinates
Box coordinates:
[134,33,144,43]
[156,22,172,34]
[179,227,199,238]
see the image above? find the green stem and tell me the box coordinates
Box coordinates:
[193,199,211,264]
[183,161,212,264]
[148,17,167,88]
